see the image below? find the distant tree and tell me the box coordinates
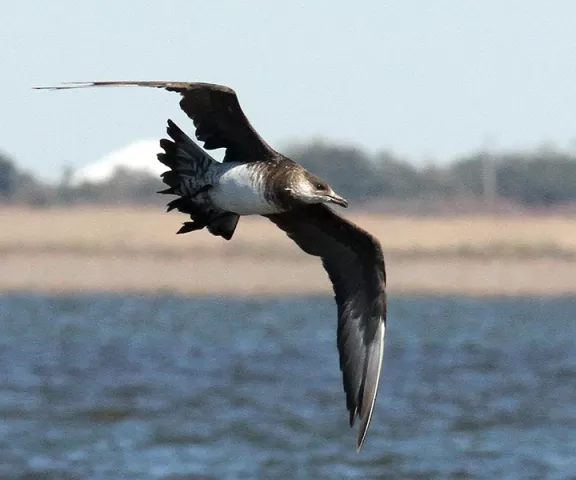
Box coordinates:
[103,167,164,204]
[4,138,576,209]
[450,154,485,196]
[289,141,383,199]
[67,167,164,205]
[497,151,576,206]
[11,172,57,207]
[0,151,17,200]
[376,153,430,198]
[420,164,460,197]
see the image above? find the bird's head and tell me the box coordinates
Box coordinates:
[287,171,348,208]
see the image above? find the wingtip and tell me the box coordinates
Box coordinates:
[33,81,158,91]
[354,320,386,452]
[33,85,64,91]
[354,405,372,451]
[33,82,97,91]
[356,424,370,452]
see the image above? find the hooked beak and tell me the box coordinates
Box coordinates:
[328,193,348,208]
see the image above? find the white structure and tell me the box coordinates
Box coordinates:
[70,140,166,185]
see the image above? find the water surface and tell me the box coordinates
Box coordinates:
[0,294,575,479]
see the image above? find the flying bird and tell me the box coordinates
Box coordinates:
[36,81,387,450]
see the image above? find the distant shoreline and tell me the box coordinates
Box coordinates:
[4,252,575,297]
[3,206,576,297]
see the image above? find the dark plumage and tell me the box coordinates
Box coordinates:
[266,205,386,449]
[36,81,388,450]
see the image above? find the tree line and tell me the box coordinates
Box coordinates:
[1,141,576,209]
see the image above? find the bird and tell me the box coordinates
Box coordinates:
[35,81,387,450]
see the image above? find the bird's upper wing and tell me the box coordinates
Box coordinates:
[35,81,278,163]
[265,204,387,450]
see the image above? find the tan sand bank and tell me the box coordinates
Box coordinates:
[2,206,575,296]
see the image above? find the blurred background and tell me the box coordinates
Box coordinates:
[1,1,576,478]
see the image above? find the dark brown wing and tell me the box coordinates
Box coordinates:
[265,204,387,450]
[35,81,278,163]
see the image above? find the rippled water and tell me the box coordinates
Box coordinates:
[0,293,575,479]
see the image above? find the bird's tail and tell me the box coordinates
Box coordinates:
[157,120,239,240]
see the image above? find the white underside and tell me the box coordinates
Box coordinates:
[209,163,282,215]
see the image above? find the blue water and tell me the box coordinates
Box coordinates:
[0,294,574,479]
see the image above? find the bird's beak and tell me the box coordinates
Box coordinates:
[328,193,348,208]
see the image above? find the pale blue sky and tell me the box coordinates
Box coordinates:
[2,1,576,181]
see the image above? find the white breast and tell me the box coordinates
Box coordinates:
[210,163,282,215]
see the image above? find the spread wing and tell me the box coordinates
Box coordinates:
[35,81,278,163]
[265,205,387,450]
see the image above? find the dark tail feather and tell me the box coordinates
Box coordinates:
[158,120,240,240]
[177,221,206,234]
[207,213,240,241]
[158,120,212,170]
[157,119,214,183]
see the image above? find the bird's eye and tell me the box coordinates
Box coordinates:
[315,183,326,191]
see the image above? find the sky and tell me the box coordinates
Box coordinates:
[2,1,576,181]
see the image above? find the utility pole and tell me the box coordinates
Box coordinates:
[481,135,496,206]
